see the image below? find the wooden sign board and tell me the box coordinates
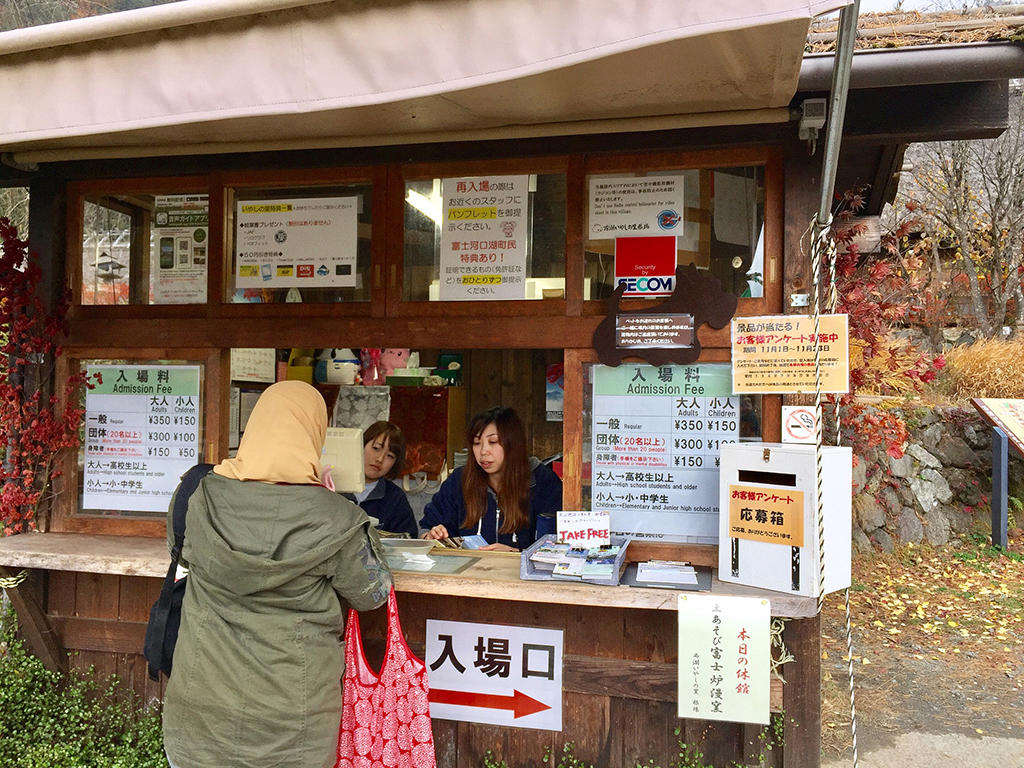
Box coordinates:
[972,398,1024,456]
[615,313,694,349]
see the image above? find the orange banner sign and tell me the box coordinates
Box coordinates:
[731,314,849,394]
[727,484,804,547]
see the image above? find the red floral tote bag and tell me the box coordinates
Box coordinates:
[337,587,436,768]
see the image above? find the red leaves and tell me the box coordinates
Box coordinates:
[825,189,946,462]
[0,217,94,536]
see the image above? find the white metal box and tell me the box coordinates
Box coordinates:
[718,442,851,597]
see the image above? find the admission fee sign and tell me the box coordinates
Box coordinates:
[439,175,530,301]
[82,365,201,513]
[425,620,563,731]
[677,594,770,724]
[234,196,358,288]
[591,363,738,543]
[731,314,849,394]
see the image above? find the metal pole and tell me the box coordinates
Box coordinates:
[992,426,1009,550]
[816,0,862,228]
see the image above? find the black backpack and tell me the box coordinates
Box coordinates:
[144,463,214,681]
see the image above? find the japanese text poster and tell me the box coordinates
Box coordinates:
[727,485,805,546]
[425,619,562,731]
[151,194,209,304]
[678,594,770,724]
[83,365,201,513]
[591,363,738,543]
[731,314,849,394]
[235,197,358,288]
[588,173,685,238]
[229,348,277,383]
[439,175,529,301]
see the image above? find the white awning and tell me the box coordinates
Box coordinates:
[0,0,850,161]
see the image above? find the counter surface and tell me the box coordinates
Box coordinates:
[0,532,818,617]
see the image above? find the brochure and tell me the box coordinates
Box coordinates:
[636,560,699,586]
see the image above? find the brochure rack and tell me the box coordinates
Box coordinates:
[519,534,630,586]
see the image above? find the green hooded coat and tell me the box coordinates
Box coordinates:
[162,472,391,768]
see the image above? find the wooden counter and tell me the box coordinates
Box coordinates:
[0,531,817,617]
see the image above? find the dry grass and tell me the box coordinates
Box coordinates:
[943,338,1024,401]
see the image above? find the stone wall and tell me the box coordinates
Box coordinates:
[849,404,1020,553]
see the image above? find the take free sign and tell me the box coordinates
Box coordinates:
[557,510,611,546]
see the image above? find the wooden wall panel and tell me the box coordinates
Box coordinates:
[40,576,807,767]
[560,691,612,766]
[610,698,680,767]
[74,572,119,619]
[47,570,77,616]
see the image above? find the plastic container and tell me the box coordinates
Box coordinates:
[519,534,630,586]
[381,539,438,556]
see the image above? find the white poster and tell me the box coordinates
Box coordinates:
[426,619,562,731]
[439,175,529,301]
[678,594,770,724]
[151,194,208,304]
[591,364,738,543]
[229,348,277,383]
[235,196,358,288]
[83,365,202,513]
[588,173,685,239]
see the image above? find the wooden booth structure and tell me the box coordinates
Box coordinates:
[1,2,1021,765]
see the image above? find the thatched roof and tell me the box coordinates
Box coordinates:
[808,4,1024,52]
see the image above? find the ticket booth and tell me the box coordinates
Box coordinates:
[0,1,1018,766]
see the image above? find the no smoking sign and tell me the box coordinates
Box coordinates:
[782,406,818,444]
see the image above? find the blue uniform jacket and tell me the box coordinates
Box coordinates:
[344,479,418,539]
[419,461,562,550]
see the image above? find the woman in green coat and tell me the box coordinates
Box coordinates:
[162,381,392,768]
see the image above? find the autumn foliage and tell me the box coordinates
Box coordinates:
[0,218,96,535]
[827,190,946,459]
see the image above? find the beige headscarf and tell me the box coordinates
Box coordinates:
[214,380,326,485]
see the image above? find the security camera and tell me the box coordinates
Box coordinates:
[798,98,827,141]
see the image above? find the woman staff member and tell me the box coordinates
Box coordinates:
[421,406,561,551]
[345,421,418,538]
[162,381,391,768]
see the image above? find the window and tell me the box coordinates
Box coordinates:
[80,192,210,305]
[403,173,566,301]
[228,183,373,304]
[585,166,766,302]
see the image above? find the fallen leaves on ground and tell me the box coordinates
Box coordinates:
[823,535,1023,663]
[820,533,1024,756]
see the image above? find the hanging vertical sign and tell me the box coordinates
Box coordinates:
[678,594,770,724]
[151,194,209,304]
[235,197,359,288]
[82,365,201,513]
[439,175,530,301]
[591,363,738,542]
[425,619,562,731]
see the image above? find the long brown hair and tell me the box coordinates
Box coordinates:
[461,407,530,534]
[362,421,405,480]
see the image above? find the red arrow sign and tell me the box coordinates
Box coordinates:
[429,688,551,719]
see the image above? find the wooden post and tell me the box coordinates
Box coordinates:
[992,426,1009,550]
[1,566,67,676]
[782,615,820,768]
